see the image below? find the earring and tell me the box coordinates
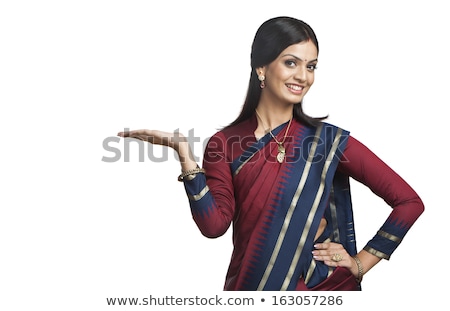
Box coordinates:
[258,74,265,89]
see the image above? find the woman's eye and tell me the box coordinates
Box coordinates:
[307,64,318,71]
[285,60,296,67]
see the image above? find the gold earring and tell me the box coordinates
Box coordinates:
[258,74,265,89]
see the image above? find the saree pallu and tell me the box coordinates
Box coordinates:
[226,122,358,291]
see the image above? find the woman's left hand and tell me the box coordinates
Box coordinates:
[312,242,358,277]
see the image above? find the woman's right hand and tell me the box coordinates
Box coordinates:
[118,129,184,150]
[117,129,197,171]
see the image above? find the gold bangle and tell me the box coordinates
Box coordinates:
[353,255,364,283]
[177,167,205,182]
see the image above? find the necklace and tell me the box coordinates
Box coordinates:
[255,110,293,163]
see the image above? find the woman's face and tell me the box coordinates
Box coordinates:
[258,40,318,106]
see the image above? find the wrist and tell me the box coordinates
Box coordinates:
[175,140,192,158]
[175,142,196,171]
[171,133,187,151]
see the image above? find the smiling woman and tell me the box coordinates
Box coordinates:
[117,16,424,291]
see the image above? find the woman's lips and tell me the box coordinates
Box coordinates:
[286,83,304,94]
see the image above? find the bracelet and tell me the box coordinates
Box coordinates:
[177,167,205,182]
[353,255,364,283]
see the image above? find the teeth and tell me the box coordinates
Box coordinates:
[287,84,303,91]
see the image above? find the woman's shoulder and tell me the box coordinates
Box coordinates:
[205,117,257,159]
[215,117,257,140]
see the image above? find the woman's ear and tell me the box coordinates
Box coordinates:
[255,67,265,77]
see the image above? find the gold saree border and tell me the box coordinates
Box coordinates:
[377,229,402,243]
[234,154,256,176]
[188,185,210,202]
[304,260,316,284]
[363,246,390,260]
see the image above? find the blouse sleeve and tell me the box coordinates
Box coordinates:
[182,132,235,238]
[338,136,424,259]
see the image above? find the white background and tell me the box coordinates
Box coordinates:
[1,0,447,310]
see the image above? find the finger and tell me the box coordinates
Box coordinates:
[319,243,346,253]
[118,130,139,137]
[312,254,342,265]
[118,131,153,143]
[313,243,329,250]
[118,129,150,137]
[312,253,326,262]
[312,250,337,259]
[314,242,344,249]
[117,133,145,141]
[312,249,333,260]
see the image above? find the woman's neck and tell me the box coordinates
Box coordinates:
[255,102,293,130]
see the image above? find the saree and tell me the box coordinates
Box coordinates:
[185,117,360,290]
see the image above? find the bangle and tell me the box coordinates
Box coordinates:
[353,255,364,283]
[177,167,205,182]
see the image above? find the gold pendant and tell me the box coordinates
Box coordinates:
[277,144,285,163]
[276,152,285,163]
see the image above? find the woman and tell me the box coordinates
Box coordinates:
[118,16,424,290]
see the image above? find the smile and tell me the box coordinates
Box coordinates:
[286,84,304,92]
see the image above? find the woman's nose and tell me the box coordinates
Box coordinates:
[294,66,307,82]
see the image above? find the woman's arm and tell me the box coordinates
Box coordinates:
[337,135,424,278]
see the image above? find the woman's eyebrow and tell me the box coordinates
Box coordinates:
[282,54,318,63]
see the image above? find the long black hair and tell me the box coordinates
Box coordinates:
[227,16,326,128]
